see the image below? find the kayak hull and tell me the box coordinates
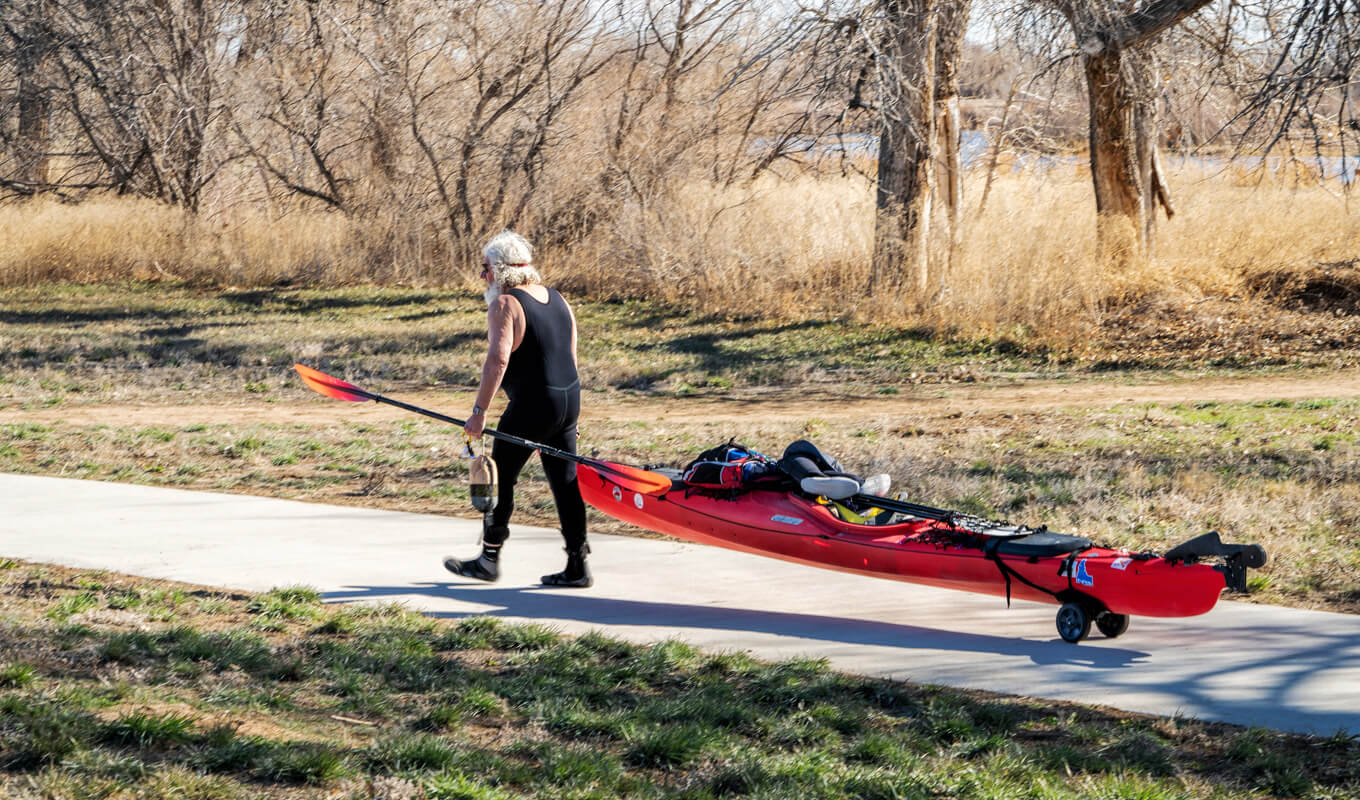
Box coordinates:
[579,464,1228,619]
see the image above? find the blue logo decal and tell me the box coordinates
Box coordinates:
[1074,559,1094,587]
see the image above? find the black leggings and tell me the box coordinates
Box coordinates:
[483,397,587,551]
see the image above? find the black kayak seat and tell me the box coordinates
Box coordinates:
[984,531,1092,559]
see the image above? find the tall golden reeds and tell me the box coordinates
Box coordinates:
[2,164,1356,345]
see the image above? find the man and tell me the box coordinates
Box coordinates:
[444,231,592,587]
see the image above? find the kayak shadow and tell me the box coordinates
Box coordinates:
[322,582,1150,669]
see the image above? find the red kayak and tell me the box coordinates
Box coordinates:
[578,463,1266,643]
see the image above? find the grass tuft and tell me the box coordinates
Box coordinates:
[46,591,98,621]
[424,771,517,800]
[367,732,459,773]
[623,722,717,768]
[259,741,352,784]
[103,711,198,748]
[0,662,38,688]
[246,586,323,621]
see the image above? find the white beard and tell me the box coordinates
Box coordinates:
[483,283,501,307]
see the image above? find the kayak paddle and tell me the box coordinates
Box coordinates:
[293,363,672,495]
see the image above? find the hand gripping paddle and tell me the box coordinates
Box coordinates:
[293,363,672,495]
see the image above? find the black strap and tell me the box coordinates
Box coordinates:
[984,539,1088,607]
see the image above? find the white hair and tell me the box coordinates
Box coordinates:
[482,230,542,288]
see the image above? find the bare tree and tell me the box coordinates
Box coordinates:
[232,2,371,213]
[1047,0,1216,263]
[3,0,56,193]
[402,0,618,247]
[1225,1,1359,172]
[734,0,977,296]
[598,0,773,203]
[0,0,235,208]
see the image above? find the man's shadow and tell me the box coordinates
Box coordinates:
[323,581,1150,669]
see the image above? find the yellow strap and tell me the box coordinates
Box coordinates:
[821,498,882,525]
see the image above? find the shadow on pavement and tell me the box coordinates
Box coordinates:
[322,581,1151,669]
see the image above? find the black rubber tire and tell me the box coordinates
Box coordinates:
[1056,602,1092,643]
[1243,544,1267,569]
[1095,611,1130,639]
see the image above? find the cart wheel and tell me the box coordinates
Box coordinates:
[1095,611,1130,639]
[1243,544,1267,569]
[1056,602,1092,643]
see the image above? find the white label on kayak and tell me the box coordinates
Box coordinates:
[612,486,622,502]
[1111,557,1132,571]
[771,515,804,526]
[634,492,644,509]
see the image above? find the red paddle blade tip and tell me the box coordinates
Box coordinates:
[293,363,372,403]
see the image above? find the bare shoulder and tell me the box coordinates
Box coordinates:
[489,292,522,321]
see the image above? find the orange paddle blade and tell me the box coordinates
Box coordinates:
[294,363,374,403]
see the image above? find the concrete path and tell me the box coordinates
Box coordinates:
[3,473,1357,736]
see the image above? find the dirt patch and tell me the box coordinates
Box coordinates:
[5,369,1360,428]
[1247,259,1360,314]
[1100,296,1360,367]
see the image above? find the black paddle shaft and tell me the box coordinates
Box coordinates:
[365,391,584,467]
[849,493,953,522]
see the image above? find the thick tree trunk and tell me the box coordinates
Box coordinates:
[14,2,53,191]
[871,0,937,297]
[365,3,401,200]
[933,0,970,255]
[934,95,961,244]
[172,0,212,211]
[1082,47,1169,265]
[1065,0,1210,266]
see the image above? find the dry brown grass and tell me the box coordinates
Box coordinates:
[560,173,877,319]
[0,197,359,287]
[2,167,1357,345]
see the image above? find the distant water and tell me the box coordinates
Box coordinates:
[1166,153,1357,185]
[777,131,1357,185]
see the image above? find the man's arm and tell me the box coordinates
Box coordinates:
[467,294,519,436]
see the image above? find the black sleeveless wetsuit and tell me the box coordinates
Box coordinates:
[484,287,586,549]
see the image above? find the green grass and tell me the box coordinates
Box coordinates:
[0,663,37,688]
[0,560,1357,799]
[45,591,97,621]
[0,283,1058,414]
[10,281,1332,415]
[102,710,197,747]
[246,586,324,621]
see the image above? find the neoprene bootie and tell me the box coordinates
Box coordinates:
[541,544,592,588]
[444,539,502,582]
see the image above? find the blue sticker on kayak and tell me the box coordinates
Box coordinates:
[771,515,804,526]
[1074,558,1094,587]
